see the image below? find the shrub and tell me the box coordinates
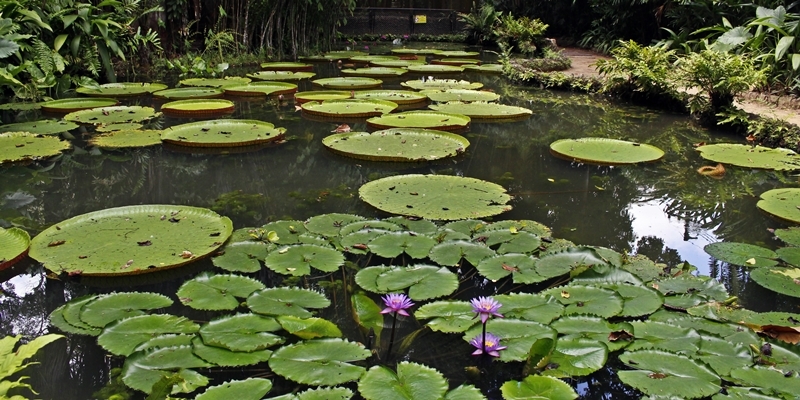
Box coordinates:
[494,14,549,56]
[595,40,676,96]
[458,1,502,45]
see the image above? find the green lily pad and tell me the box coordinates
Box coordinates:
[64,106,157,125]
[696,144,800,170]
[200,313,283,351]
[152,87,225,100]
[268,387,355,400]
[301,99,397,118]
[177,272,266,310]
[0,132,71,165]
[323,128,469,162]
[423,89,500,103]
[618,350,721,399]
[550,316,630,352]
[341,67,408,78]
[161,119,285,147]
[484,230,542,254]
[247,287,330,318]
[41,97,119,113]
[704,242,778,267]
[428,240,495,266]
[370,59,427,68]
[391,48,442,55]
[80,292,173,328]
[0,227,30,270]
[277,315,342,339]
[268,338,371,386]
[692,335,752,377]
[261,62,313,72]
[431,58,481,66]
[544,285,624,318]
[535,246,610,278]
[305,213,366,237]
[600,282,663,317]
[750,267,800,297]
[464,64,503,73]
[351,293,384,338]
[0,119,79,135]
[462,318,556,362]
[758,188,800,223]
[494,293,565,324]
[730,366,800,398]
[359,174,511,220]
[49,295,102,335]
[550,138,665,165]
[134,334,196,352]
[350,55,400,63]
[196,378,273,400]
[627,320,701,353]
[161,99,235,117]
[437,50,480,58]
[430,101,532,120]
[223,82,298,97]
[294,90,352,104]
[414,301,476,332]
[0,102,41,111]
[96,122,144,132]
[264,244,344,276]
[121,363,207,395]
[312,77,383,89]
[359,362,448,400]
[98,314,200,356]
[367,231,437,258]
[88,129,162,149]
[353,90,428,105]
[356,264,458,300]
[500,375,578,400]
[324,50,367,60]
[179,77,251,88]
[29,204,233,276]
[129,345,212,369]
[476,253,543,283]
[401,79,483,91]
[76,82,168,97]
[367,111,470,131]
[777,247,800,267]
[774,227,800,246]
[247,71,316,81]
[191,336,273,367]
[406,64,465,74]
[541,338,608,378]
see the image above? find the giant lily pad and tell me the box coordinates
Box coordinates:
[0,227,30,270]
[223,82,298,97]
[161,99,235,117]
[323,128,468,162]
[696,144,800,170]
[359,174,511,220]
[312,77,383,90]
[370,60,426,68]
[294,91,351,104]
[196,378,273,400]
[431,58,480,66]
[367,110,470,131]
[437,51,480,58]
[64,106,157,125]
[423,89,500,103]
[247,71,315,81]
[757,188,800,223]
[179,77,251,88]
[301,99,397,118]
[324,50,366,60]
[98,314,200,356]
[96,122,144,132]
[464,64,503,73]
[550,138,665,165]
[401,79,483,91]
[261,62,313,72]
[704,242,778,267]
[430,101,532,120]
[76,82,168,97]
[177,272,266,310]
[152,87,224,100]
[406,65,465,74]
[41,97,119,113]
[618,350,721,399]
[161,119,285,147]
[268,339,371,386]
[358,362,448,400]
[349,55,400,63]
[88,129,162,149]
[29,204,233,276]
[0,119,79,135]
[0,132,71,165]
[341,67,407,78]
[500,375,578,400]
[391,48,442,55]
[354,90,428,105]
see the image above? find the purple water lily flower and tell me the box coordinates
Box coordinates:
[470,333,507,357]
[381,293,414,316]
[471,296,503,323]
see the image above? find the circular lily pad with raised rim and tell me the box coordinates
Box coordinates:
[370,59,426,68]
[323,128,469,162]
[301,99,397,118]
[354,90,428,105]
[29,204,233,276]
[359,174,512,220]
[96,123,143,132]
[431,58,480,66]
[88,130,162,149]
[76,82,168,97]
[64,106,157,125]
[0,102,41,111]
[0,227,30,270]
[323,50,367,60]
[312,77,383,90]
[696,144,800,171]
[294,91,351,104]
[152,87,224,100]
[161,99,235,118]
[757,188,800,223]
[223,82,297,97]
[391,48,443,55]
[341,67,408,78]
[464,64,503,73]
[41,98,119,113]
[367,110,470,131]
[429,102,532,119]
[401,79,483,91]
[179,77,251,88]
[0,119,78,135]
[550,138,665,165]
[161,119,285,148]
[423,89,500,103]
[406,64,465,74]
[260,62,313,72]
[247,71,315,81]
[436,50,480,58]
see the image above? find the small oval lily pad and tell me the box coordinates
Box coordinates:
[0,227,30,270]
[406,64,465,74]
[323,128,468,162]
[341,67,407,78]
[247,71,315,81]
[696,144,800,171]
[261,62,313,72]
[88,129,162,149]
[353,90,427,105]
[179,77,251,88]
[64,106,157,125]
[423,89,500,103]
[367,110,470,131]
[161,119,285,148]
[312,77,383,90]
[152,87,225,100]
[223,82,298,97]
[401,79,483,91]
[161,99,235,118]
[429,102,532,119]
[370,59,426,68]
[0,119,79,135]
[436,50,480,58]
[704,242,778,267]
[301,99,397,118]
[431,58,480,66]
[757,188,800,223]
[76,82,168,97]
[41,97,119,113]
[550,138,665,165]
[0,132,72,165]
[294,91,351,104]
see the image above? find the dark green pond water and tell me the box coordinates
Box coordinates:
[1,46,798,399]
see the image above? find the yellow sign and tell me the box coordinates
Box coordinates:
[414,15,427,24]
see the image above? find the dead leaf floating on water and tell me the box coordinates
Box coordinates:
[332,124,351,133]
[697,163,726,179]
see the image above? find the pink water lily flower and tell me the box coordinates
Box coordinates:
[471,296,503,323]
[380,293,414,316]
[470,333,507,357]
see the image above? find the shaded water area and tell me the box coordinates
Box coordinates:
[1,44,799,399]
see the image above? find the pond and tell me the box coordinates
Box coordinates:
[1,45,798,399]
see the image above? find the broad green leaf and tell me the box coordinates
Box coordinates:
[268,339,371,386]
[199,313,283,352]
[196,378,273,400]
[550,316,631,352]
[304,213,366,237]
[776,36,795,61]
[134,334,195,353]
[543,285,624,318]
[443,220,488,237]
[751,266,800,297]
[429,240,495,267]
[711,386,782,399]
[303,99,396,117]
[121,361,207,395]
[541,338,608,378]
[129,345,212,369]
[80,292,172,328]
[278,316,342,339]
[0,119,79,135]
[493,293,564,324]
[618,350,720,399]
[264,244,343,276]
[730,366,800,398]
[374,264,459,300]
[600,283,663,317]
[415,301,476,332]
[444,385,486,400]
[263,220,308,244]
[88,129,162,149]
[51,295,101,336]
[621,254,666,282]
[177,272,265,310]
[704,242,778,267]
[358,361,448,400]
[484,230,541,254]
[462,319,556,362]
[339,220,402,236]
[368,231,437,259]
[476,254,543,283]
[247,287,330,318]
[0,227,28,270]
[776,247,800,266]
[267,387,355,400]
[341,230,390,255]
[0,334,63,379]
[401,79,483,91]
[384,217,439,235]
[179,76,250,87]
[97,314,200,356]
[211,231,274,273]
[500,375,578,400]
[692,335,752,377]
[628,320,701,354]
[191,337,272,367]
[312,77,383,89]
[64,105,156,124]
[351,293,384,338]
[535,247,610,278]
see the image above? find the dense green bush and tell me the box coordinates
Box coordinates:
[494,14,549,56]
[458,1,502,45]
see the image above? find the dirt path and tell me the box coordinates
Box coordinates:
[559,47,800,126]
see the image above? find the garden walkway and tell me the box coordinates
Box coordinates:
[559,47,800,126]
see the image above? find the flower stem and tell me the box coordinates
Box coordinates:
[481,321,486,355]
[386,311,398,360]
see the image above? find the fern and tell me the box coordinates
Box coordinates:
[31,39,54,74]
[82,45,101,77]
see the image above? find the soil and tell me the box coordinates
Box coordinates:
[559,47,800,126]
